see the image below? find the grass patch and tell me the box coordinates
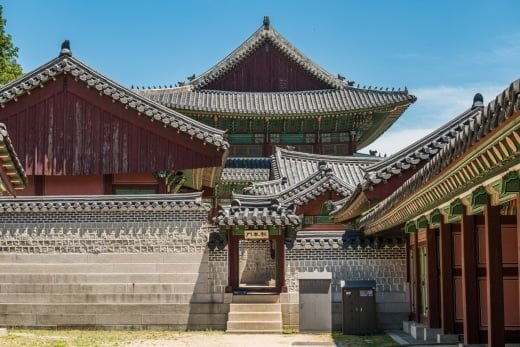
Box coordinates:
[332,332,398,347]
[0,329,223,347]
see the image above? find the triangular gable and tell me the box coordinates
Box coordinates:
[0,43,229,179]
[190,17,347,92]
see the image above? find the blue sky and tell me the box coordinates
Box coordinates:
[3,0,520,154]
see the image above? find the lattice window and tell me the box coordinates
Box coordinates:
[320,117,336,132]
[285,119,301,132]
[234,119,249,132]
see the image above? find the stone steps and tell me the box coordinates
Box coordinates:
[0,293,217,304]
[226,296,282,333]
[0,303,229,315]
[0,283,207,294]
[0,263,207,273]
[0,256,227,328]
[0,273,201,283]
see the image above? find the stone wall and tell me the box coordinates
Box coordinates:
[0,195,229,329]
[283,243,408,331]
[238,240,276,286]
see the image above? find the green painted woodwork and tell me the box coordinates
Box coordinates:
[229,145,262,157]
[114,187,156,195]
[471,186,488,208]
[270,119,284,132]
[229,133,253,144]
[251,119,265,132]
[429,209,442,226]
[218,118,233,131]
[448,199,464,221]
[304,133,315,143]
[419,246,429,316]
[280,133,304,144]
[286,119,301,132]
[320,117,336,132]
[502,171,519,194]
[405,221,417,234]
[417,216,429,230]
[234,119,249,132]
[302,119,317,132]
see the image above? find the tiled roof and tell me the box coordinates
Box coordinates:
[189,17,348,90]
[237,165,355,206]
[221,157,272,181]
[359,79,520,230]
[138,86,415,116]
[0,44,229,150]
[214,198,300,227]
[248,147,380,195]
[0,192,209,213]
[0,123,27,192]
[363,104,483,187]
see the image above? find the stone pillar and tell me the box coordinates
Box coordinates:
[484,202,504,347]
[461,214,479,344]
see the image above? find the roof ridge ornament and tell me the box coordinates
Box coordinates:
[59,40,72,57]
[263,16,270,30]
[472,93,484,109]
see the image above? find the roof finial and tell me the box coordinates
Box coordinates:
[263,16,270,30]
[59,40,72,57]
[472,93,484,109]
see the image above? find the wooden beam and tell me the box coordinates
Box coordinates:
[277,234,287,293]
[484,203,504,347]
[226,230,238,293]
[426,227,440,328]
[439,222,454,334]
[461,213,479,344]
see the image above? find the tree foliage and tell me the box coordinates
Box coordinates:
[0,4,22,86]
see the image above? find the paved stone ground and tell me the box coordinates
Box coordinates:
[125,333,336,347]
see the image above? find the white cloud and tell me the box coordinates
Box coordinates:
[361,83,504,156]
[360,128,435,156]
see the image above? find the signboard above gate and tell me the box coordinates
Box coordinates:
[244,230,269,240]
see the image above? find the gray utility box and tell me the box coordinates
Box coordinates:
[342,280,377,334]
[298,271,332,332]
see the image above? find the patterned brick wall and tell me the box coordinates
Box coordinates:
[285,246,407,293]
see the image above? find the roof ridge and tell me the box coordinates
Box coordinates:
[0,53,229,150]
[189,20,346,90]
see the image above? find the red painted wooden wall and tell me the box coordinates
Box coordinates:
[203,42,331,92]
[0,75,222,176]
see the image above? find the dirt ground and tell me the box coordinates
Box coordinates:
[124,333,336,347]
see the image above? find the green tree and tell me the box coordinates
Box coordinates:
[0,4,22,86]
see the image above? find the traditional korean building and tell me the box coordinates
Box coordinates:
[138,16,416,159]
[0,42,231,329]
[336,80,520,344]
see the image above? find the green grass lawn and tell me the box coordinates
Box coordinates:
[0,329,398,347]
[332,332,398,347]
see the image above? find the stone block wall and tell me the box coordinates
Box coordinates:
[238,240,276,285]
[284,244,408,331]
[0,195,229,329]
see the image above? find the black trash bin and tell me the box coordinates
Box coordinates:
[342,280,377,334]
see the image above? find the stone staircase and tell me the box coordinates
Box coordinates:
[0,253,227,329]
[226,294,282,333]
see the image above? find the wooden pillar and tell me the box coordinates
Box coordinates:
[414,232,421,322]
[518,194,520,325]
[484,203,504,347]
[461,214,479,344]
[226,230,238,293]
[34,175,45,196]
[426,227,440,328]
[439,222,454,334]
[276,234,287,292]
[103,174,113,195]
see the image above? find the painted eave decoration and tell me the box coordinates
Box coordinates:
[359,78,520,235]
[0,123,27,195]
